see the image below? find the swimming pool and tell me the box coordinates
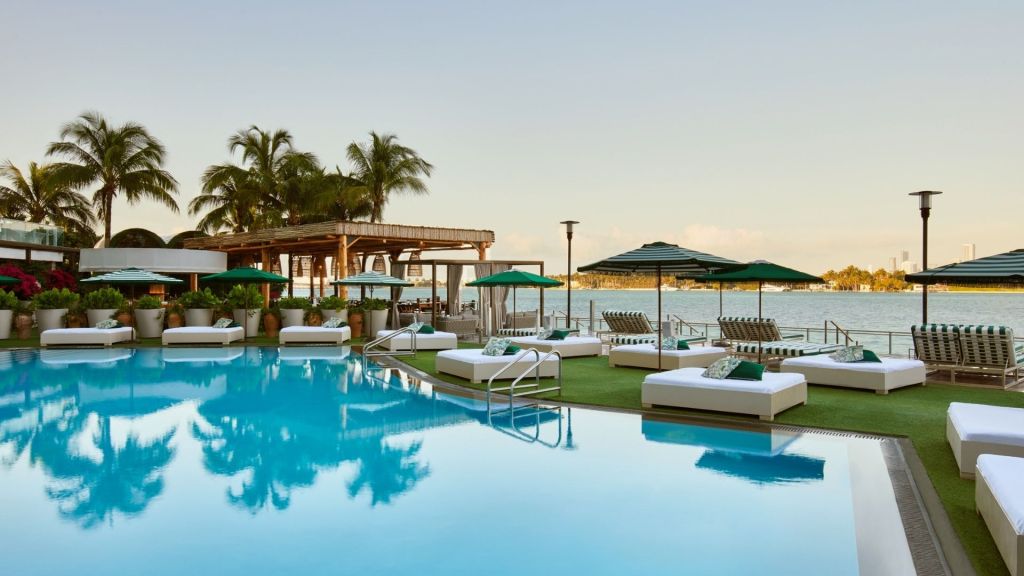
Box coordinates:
[0,347,928,575]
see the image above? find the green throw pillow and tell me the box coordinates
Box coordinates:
[503,344,522,355]
[676,339,690,350]
[728,360,765,381]
[858,350,882,363]
[418,325,435,334]
[545,329,570,341]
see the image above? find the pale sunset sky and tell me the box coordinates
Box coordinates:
[2,1,1021,274]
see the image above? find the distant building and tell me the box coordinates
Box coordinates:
[900,250,909,265]
[901,261,919,274]
[888,257,897,272]
[961,243,976,262]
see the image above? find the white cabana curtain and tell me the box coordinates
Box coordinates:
[390,261,406,329]
[473,262,511,336]
[446,265,464,317]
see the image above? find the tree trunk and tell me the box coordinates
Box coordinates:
[104,192,113,245]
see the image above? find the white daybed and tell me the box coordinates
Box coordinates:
[609,344,728,370]
[436,348,559,383]
[162,326,244,346]
[975,454,1024,576]
[375,329,458,351]
[780,355,926,394]
[947,402,1024,479]
[279,326,351,345]
[40,327,134,348]
[641,367,807,421]
[508,335,602,358]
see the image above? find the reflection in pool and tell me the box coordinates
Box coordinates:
[0,347,917,575]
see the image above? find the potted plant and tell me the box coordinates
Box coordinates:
[277,296,309,328]
[32,288,78,332]
[179,288,219,326]
[14,302,33,339]
[347,302,364,338]
[0,289,18,339]
[135,295,165,338]
[318,295,348,323]
[363,298,390,339]
[226,284,264,336]
[82,287,125,325]
[115,302,133,327]
[166,300,184,328]
[66,302,87,328]
[262,306,280,338]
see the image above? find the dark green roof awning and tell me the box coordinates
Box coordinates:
[906,249,1024,284]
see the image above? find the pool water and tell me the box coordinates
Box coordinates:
[0,347,917,575]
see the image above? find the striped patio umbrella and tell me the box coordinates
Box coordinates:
[579,242,740,369]
[331,271,413,297]
[906,248,1024,284]
[81,268,184,285]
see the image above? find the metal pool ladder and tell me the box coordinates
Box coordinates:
[485,348,563,409]
[362,325,418,370]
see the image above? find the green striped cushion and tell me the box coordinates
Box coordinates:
[734,341,842,357]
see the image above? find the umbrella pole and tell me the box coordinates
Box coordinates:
[657,264,662,370]
[513,285,517,328]
[757,281,763,364]
[719,281,723,318]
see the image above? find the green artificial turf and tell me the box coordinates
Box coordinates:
[399,350,1024,576]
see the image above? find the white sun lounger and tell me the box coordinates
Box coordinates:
[375,329,458,351]
[279,326,351,345]
[947,402,1024,479]
[780,355,926,394]
[162,326,244,346]
[609,344,728,370]
[508,335,602,358]
[975,454,1024,576]
[642,367,807,421]
[436,348,559,383]
[40,327,134,348]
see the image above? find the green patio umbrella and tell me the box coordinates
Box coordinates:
[696,261,823,362]
[0,275,21,286]
[467,269,563,331]
[579,242,740,369]
[202,267,290,338]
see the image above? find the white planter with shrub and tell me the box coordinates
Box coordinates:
[134,295,165,338]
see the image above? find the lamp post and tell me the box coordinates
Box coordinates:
[560,220,579,329]
[909,191,942,323]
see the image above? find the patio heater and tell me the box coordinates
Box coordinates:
[909,191,941,323]
[560,220,579,330]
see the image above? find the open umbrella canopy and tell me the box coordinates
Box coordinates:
[330,271,413,287]
[578,241,740,274]
[201,267,289,283]
[906,248,1024,284]
[81,268,184,285]
[693,261,823,284]
[467,270,562,288]
[0,275,21,286]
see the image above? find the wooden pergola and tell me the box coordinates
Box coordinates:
[183,221,495,299]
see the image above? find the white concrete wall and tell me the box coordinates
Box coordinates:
[79,248,227,273]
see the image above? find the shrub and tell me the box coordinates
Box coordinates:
[82,287,125,310]
[178,288,220,309]
[363,298,390,311]
[135,295,163,309]
[0,289,19,310]
[225,284,265,310]
[0,264,39,299]
[45,269,77,291]
[277,296,309,310]
[33,288,78,310]
[318,295,347,311]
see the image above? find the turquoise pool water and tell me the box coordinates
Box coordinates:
[0,347,917,575]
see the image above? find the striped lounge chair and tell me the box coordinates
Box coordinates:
[718,316,803,344]
[912,324,1024,388]
[602,310,659,345]
[732,341,842,360]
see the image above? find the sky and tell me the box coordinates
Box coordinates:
[2,1,1022,274]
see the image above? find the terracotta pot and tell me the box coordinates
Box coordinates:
[66,314,86,329]
[167,311,183,329]
[307,312,323,327]
[263,313,280,338]
[348,312,364,338]
[116,311,133,326]
[14,313,32,339]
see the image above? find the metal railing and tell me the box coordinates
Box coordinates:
[361,325,418,369]
[485,348,563,409]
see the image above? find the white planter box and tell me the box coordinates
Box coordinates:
[185,308,214,327]
[367,309,389,336]
[135,308,165,339]
[280,308,305,328]
[86,309,118,326]
[232,309,260,336]
[0,309,11,339]
[36,308,67,332]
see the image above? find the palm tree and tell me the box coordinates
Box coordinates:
[0,161,95,235]
[304,167,373,223]
[46,111,179,245]
[346,132,434,223]
[190,164,260,233]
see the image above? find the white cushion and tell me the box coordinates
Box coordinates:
[782,354,924,373]
[949,402,1024,446]
[436,348,558,365]
[977,454,1024,533]
[508,336,602,357]
[643,367,805,394]
[613,343,727,358]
